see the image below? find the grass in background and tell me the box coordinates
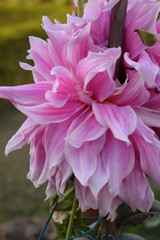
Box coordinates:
[0,0,72,112]
[0,0,73,86]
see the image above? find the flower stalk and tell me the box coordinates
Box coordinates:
[100,1,128,237]
[65,194,78,240]
[108,0,128,83]
[78,0,84,17]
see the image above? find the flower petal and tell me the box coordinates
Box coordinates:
[66,23,91,74]
[132,119,160,185]
[119,160,154,212]
[65,135,105,186]
[92,102,137,142]
[16,101,85,124]
[136,107,160,128]
[46,161,72,197]
[37,120,72,185]
[5,118,42,155]
[97,184,113,216]
[101,131,135,196]
[42,16,69,66]
[0,83,51,105]
[83,0,119,20]
[46,91,70,108]
[27,130,46,187]
[78,48,121,102]
[83,0,105,19]
[109,72,150,107]
[28,37,54,81]
[124,51,159,87]
[144,91,160,111]
[125,0,160,58]
[66,108,106,148]
[87,154,109,198]
[139,184,154,212]
[75,179,97,212]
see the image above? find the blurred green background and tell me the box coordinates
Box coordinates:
[0,0,73,224]
[0,1,160,239]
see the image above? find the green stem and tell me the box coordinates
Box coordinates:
[76,208,82,228]
[75,208,82,236]
[66,195,78,240]
[78,0,84,17]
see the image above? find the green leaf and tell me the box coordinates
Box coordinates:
[74,238,89,240]
[135,29,157,46]
[122,212,150,226]
[117,203,151,227]
[150,199,160,212]
[145,214,160,228]
[120,233,146,240]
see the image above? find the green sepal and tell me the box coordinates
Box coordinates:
[135,29,157,46]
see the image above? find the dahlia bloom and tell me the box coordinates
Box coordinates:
[1,0,160,220]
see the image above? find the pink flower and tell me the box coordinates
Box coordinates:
[1,0,160,219]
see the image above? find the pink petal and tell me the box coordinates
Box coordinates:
[139,184,154,212]
[46,91,70,108]
[144,91,160,111]
[135,118,160,144]
[73,0,77,7]
[156,19,160,33]
[109,72,150,107]
[66,108,106,148]
[42,17,69,66]
[148,35,160,66]
[124,52,159,87]
[85,71,115,102]
[119,160,154,212]
[66,23,91,74]
[125,0,160,58]
[46,161,72,197]
[0,83,52,105]
[28,37,54,81]
[19,62,33,71]
[5,118,42,155]
[48,39,65,66]
[37,120,72,185]
[16,101,85,124]
[97,184,114,217]
[90,11,110,45]
[136,107,160,128]
[75,179,97,212]
[27,130,46,187]
[87,154,109,198]
[101,131,135,196]
[28,36,52,64]
[132,119,160,185]
[43,122,70,167]
[107,197,122,221]
[92,102,137,143]
[65,135,105,186]
[78,48,121,82]
[78,48,121,102]
[50,66,76,95]
[83,0,119,20]
[30,51,54,82]
[83,0,105,19]
[47,66,77,107]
